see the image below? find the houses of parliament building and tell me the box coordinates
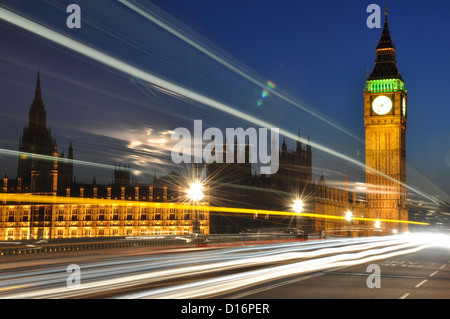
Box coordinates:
[0,11,408,240]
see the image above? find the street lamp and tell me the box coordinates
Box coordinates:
[292,199,304,214]
[187,181,204,234]
[374,219,381,228]
[187,181,204,202]
[345,211,352,222]
[291,199,304,237]
[374,219,381,236]
[345,210,352,237]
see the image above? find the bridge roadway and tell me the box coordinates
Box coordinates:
[0,234,448,300]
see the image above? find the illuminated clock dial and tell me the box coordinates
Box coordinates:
[402,98,406,116]
[372,96,392,115]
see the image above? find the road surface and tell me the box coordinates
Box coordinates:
[0,234,448,300]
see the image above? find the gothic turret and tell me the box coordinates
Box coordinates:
[367,8,402,81]
[28,70,48,128]
[17,71,54,191]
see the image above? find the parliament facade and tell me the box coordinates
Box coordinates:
[0,72,209,240]
[1,11,408,240]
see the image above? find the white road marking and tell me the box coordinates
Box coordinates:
[415,279,427,288]
[429,271,438,277]
[399,293,410,299]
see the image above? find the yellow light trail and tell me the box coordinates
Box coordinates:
[0,193,430,226]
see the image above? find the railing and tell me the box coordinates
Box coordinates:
[0,233,303,258]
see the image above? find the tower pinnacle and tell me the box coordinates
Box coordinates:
[34,70,42,102]
[28,70,47,128]
[367,8,401,81]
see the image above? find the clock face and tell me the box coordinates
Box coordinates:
[372,96,392,115]
[402,98,406,116]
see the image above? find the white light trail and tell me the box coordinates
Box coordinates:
[122,244,431,299]
[118,0,364,144]
[0,148,122,172]
[123,242,431,299]
[0,236,433,299]
[0,6,440,205]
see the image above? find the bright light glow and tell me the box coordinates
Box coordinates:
[292,199,304,214]
[372,95,392,115]
[128,140,142,148]
[187,182,203,202]
[403,232,450,249]
[366,78,405,93]
[345,211,352,222]
[392,229,398,234]
[375,220,381,229]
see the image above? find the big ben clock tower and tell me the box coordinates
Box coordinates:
[364,8,408,234]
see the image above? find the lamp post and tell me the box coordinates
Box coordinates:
[345,210,352,237]
[292,199,304,237]
[375,219,381,236]
[187,181,203,235]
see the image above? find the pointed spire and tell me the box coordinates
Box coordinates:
[368,6,401,81]
[34,69,42,102]
[296,129,302,152]
[28,69,47,128]
[376,5,394,50]
[68,141,73,160]
[281,137,287,153]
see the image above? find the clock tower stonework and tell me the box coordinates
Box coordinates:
[364,9,408,235]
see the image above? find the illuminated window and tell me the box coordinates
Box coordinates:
[99,208,105,221]
[8,209,14,222]
[86,208,92,221]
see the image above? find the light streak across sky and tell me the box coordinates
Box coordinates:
[0,6,441,206]
[118,0,364,144]
[0,148,116,172]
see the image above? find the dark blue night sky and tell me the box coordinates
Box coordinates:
[0,0,448,205]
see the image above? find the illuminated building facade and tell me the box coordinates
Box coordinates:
[0,185,210,240]
[0,10,410,240]
[0,73,209,240]
[364,9,408,234]
[17,71,74,195]
[310,173,368,237]
[206,10,409,236]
